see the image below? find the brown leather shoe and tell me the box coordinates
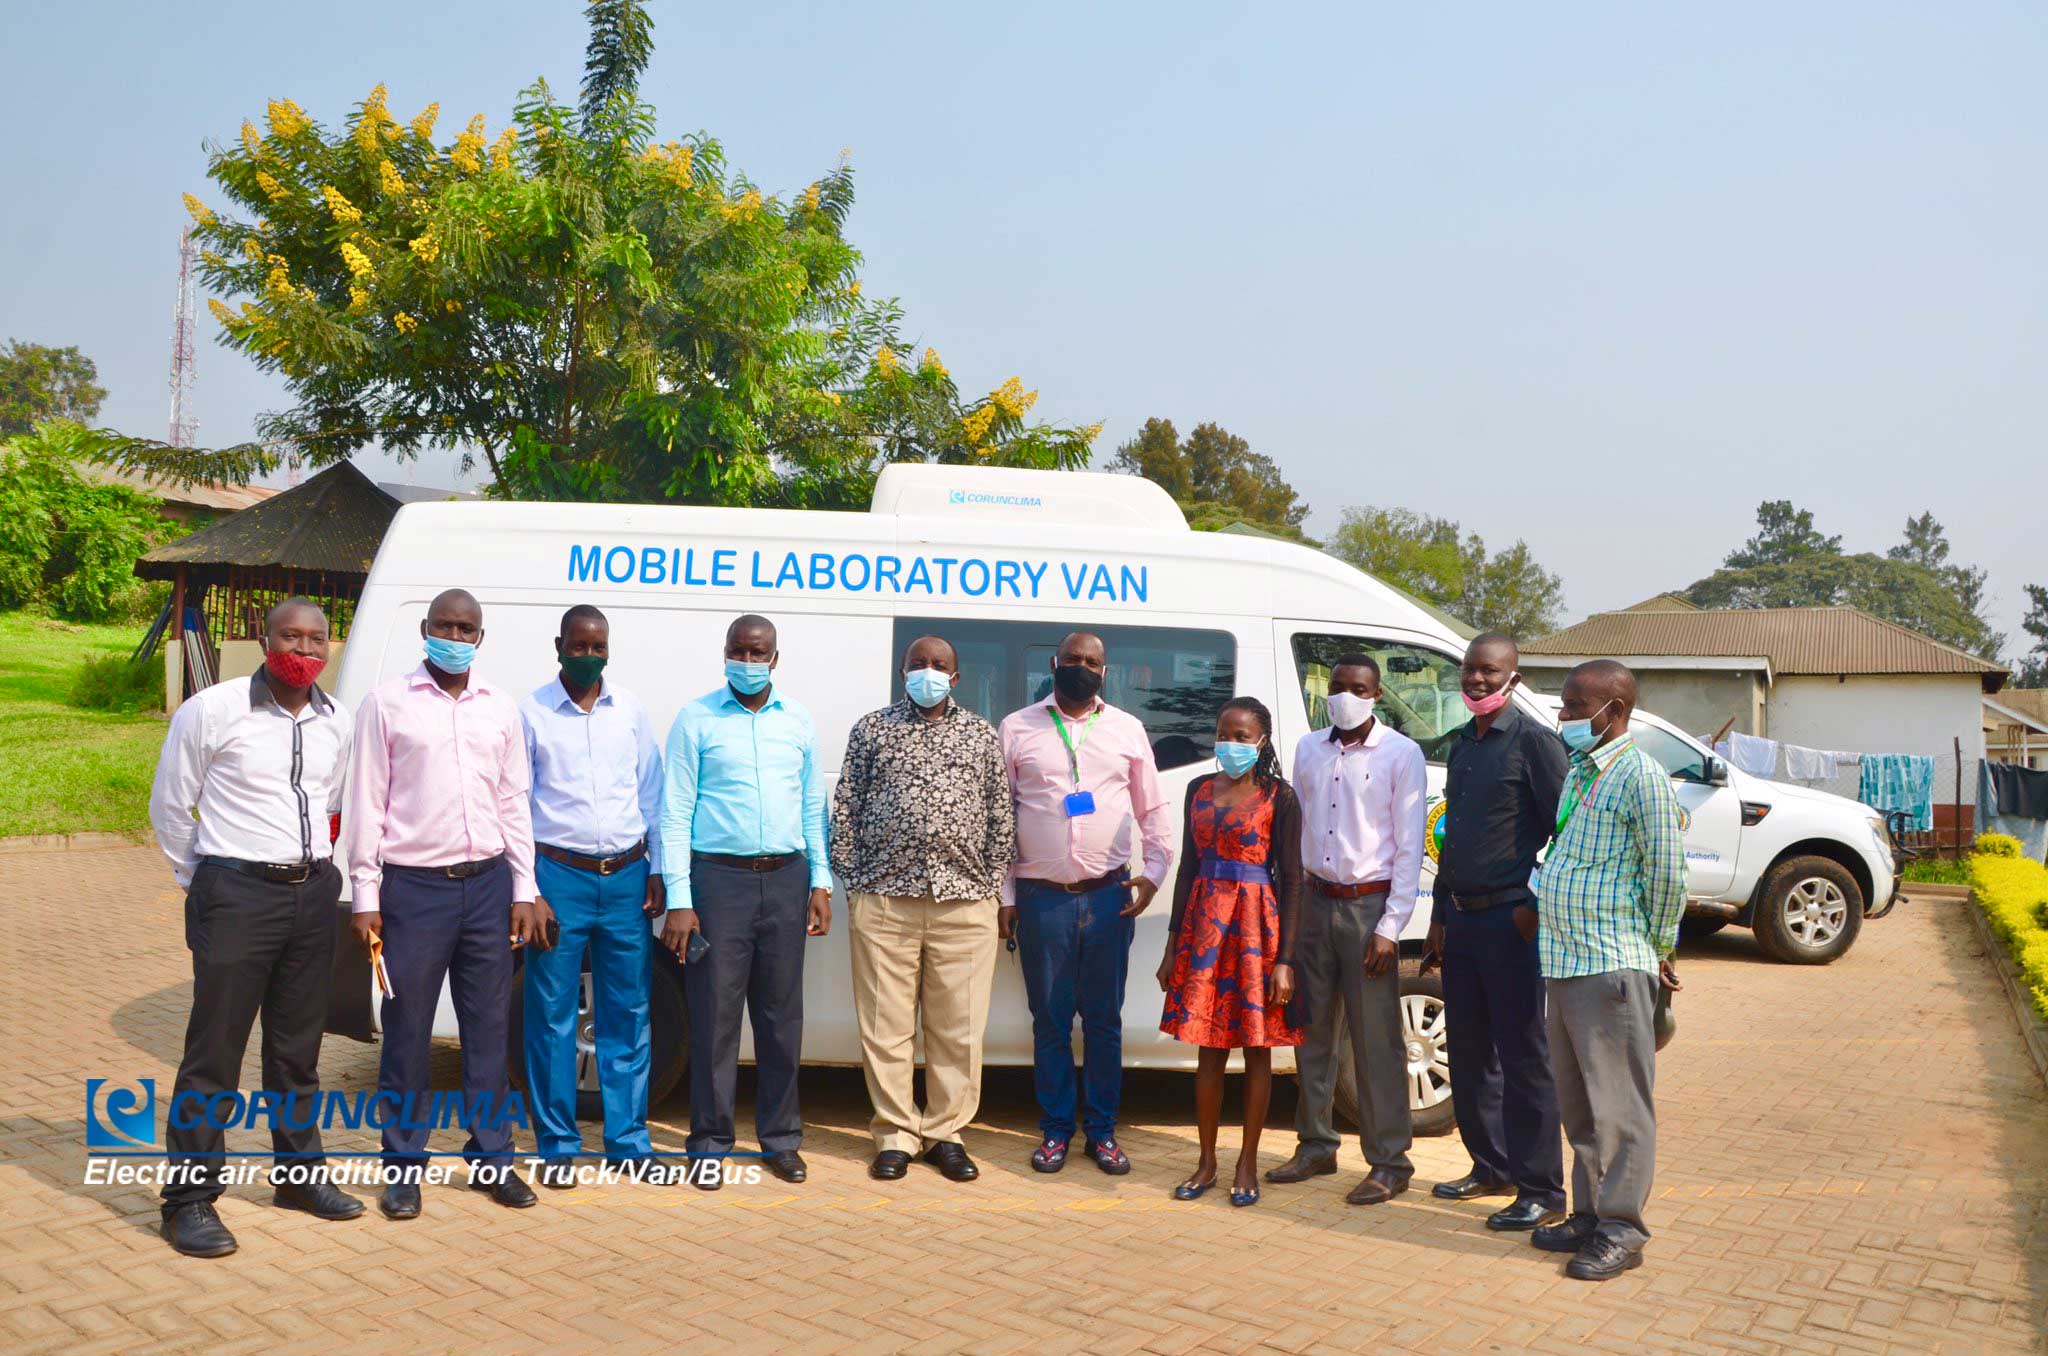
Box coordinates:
[1345,1167,1412,1205]
[1263,1149,1338,1184]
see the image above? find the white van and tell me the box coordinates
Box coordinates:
[323,463,1895,1136]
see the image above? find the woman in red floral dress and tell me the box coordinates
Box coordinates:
[1155,697,1303,1206]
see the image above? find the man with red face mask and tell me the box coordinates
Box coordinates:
[147,598,361,1258]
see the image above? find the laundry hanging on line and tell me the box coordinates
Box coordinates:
[1783,744,1859,785]
[1714,732,1780,778]
[1859,754,1936,832]
[1978,761,2048,862]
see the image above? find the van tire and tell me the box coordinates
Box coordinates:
[1332,973,1455,1138]
[508,958,690,1123]
[1752,856,1863,965]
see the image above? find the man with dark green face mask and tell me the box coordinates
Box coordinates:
[517,604,667,1186]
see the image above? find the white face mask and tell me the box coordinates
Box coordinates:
[1326,691,1376,731]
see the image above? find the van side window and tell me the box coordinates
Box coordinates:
[1290,633,1468,763]
[893,618,1236,771]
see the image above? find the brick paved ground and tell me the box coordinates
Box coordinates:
[1,845,2043,1356]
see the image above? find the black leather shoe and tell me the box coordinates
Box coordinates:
[538,1159,579,1190]
[1532,1212,1598,1253]
[162,1201,237,1257]
[379,1182,422,1220]
[1433,1171,1515,1201]
[1486,1196,1561,1232]
[689,1157,724,1191]
[765,1150,808,1184]
[1264,1149,1337,1184]
[273,1179,365,1220]
[470,1169,538,1208]
[1566,1234,1644,1281]
[923,1142,979,1182]
[1345,1167,1412,1205]
[870,1150,912,1180]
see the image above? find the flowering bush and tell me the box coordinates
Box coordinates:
[1969,854,2048,1021]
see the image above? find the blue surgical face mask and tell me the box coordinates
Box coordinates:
[1558,718,1599,754]
[423,634,477,674]
[725,659,773,695]
[1215,739,1262,778]
[904,667,953,708]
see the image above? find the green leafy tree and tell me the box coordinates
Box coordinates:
[0,342,106,438]
[111,0,1096,503]
[1327,505,1563,637]
[1108,417,1309,539]
[1683,503,2003,657]
[2013,584,2048,687]
[0,422,165,621]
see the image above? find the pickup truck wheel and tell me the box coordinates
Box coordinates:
[1752,856,1862,965]
[509,956,689,1122]
[1332,973,1456,1137]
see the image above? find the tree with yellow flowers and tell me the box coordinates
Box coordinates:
[107,0,1097,506]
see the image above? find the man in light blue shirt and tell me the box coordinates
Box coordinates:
[658,614,831,1188]
[518,605,666,1187]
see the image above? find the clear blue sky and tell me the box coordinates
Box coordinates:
[4,2,2042,654]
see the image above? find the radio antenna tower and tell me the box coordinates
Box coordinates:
[168,228,199,447]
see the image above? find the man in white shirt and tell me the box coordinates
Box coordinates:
[146,599,363,1258]
[1267,653,1428,1205]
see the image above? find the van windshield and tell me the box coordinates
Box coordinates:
[892,618,1237,771]
[1290,632,1469,762]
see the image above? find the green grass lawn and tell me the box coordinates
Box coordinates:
[0,612,165,838]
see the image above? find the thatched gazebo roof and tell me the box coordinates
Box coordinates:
[136,460,400,582]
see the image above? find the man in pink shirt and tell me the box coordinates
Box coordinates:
[998,631,1173,1175]
[346,589,540,1219]
[1267,652,1427,1205]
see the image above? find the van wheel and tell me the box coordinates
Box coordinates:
[1332,973,1455,1137]
[1753,856,1863,965]
[508,958,689,1122]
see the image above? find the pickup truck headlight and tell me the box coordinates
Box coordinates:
[1865,812,1893,860]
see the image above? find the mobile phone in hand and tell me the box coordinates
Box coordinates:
[684,930,711,964]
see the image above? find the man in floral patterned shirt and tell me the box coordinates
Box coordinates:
[831,634,1016,1184]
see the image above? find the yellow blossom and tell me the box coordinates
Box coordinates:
[408,232,440,263]
[451,114,485,174]
[241,238,264,262]
[644,141,694,190]
[206,298,236,325]
[265,98,309,137]
[989,376,1037,418]
[321,185,362,223]
[393,312,418,334]
[443,300,461,313]
[348,286,370,314]
[411,102,439,140]
[353,83,390,156]
[489,127,516,173]
[240,121,261,157]
[848,280,861,299]
[200,249,224,268]
[256,171,289,202]
[921,348,947,378]
[875,346,899,376]
[182,193,214,225]
[960,406,998,443]
[264,254,293,296]
[340,242,374,277]
[802,182,821,211]
[1081,422,1104,441]
[822,390,841,406]
[378,161,407,196]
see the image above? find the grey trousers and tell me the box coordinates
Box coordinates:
[684,858,810,1156]
[1293,888,1413,1174]
[1547,969,1658,1249]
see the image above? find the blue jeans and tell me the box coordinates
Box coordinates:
[1015,876,1133,1142]
[523,855,653,1160]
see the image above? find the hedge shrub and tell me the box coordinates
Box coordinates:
[1969,854,2048,1022]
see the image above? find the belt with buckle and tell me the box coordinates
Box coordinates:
[201,855,319,885]
[1018,868,1129,895]
[1308,875,1390,900]
[1450,887,1527,913]
[537,841,648,876]
[695,851,800,873]
[422,854,505,880]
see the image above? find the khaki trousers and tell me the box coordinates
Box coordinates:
[849,891,1000,1154]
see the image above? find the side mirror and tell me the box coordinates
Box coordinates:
[1704,757,1731,787]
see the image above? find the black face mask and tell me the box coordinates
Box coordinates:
[1052,664,1103,704]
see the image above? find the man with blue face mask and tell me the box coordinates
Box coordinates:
[657,614,832,1189]
[1530,659,1686,1282]
[831,634,1016,1182]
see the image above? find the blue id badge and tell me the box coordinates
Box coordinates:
[1063,790,1097,818]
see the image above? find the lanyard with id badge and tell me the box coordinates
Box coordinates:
[1049,705,1102,818]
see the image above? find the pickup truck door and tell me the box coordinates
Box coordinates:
[1629,723,1741,898]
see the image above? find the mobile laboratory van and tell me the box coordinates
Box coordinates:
[324,462,1896,1134]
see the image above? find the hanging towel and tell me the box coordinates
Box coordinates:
[1979,761,2048,862]
[1714,733,1780,779]
[1987,760,2048,821]
[1859,754,1935,831]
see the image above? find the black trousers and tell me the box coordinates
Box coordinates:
[684,858,808,1155]
[163,859,341,1211]
[377,859,516,1169]
[1442,902,1566,1206]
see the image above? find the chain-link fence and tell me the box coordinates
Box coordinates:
[1758,738,1976,860]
